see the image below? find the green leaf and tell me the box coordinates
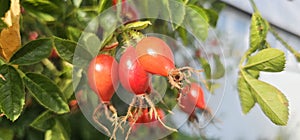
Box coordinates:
[185,5,209,41]
[23,73,69,114]
[242,71,289,125]
[98,11,117,37]
[0,0,10,17]
[244,48,286,72]
[249,12,269,53]
[27,10,56,22]
[177,27,188,45]
[0,65,24,121]
[163,0,186,30]
[66,26,82,41]
[152,75,168,96]
[136,0,160,18]
[248,69,260,79]
[22,0,60,22]
[237,74,256,114]
[30,111,55,132]
[205,9,219,27]
[124,21,152,31]
[53,37,77,63]
[45,118,70,140]
[0,19,8,31]
[211,54,225,79]
[73,0,82,7]
[198,57,211,79]
[10,38,52,65]
[0,128,14,140]
[62,81,74,100]
[81,32,101,57]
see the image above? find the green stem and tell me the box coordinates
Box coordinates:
[239,50,252,69]
[269,27,299,56]
[41,59,60,76]
[249,0,259,13]
[184,0,189,5]
[97,0,107,13]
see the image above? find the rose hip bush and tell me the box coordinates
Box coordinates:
[0,0,296,139]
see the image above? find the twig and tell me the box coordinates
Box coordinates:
[269,27,300,61]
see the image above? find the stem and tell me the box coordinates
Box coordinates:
[269,27,300,56]
[41,59,60,76]
[249,0,259,13]
[239,50,251,69]
[97,0,107,13]
[184,0,189,5]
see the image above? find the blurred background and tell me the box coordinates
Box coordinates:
[201,0,300,139]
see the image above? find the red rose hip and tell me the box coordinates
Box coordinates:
[87,54,119,103]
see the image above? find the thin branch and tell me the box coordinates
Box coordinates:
[249,0,259,13]
[269,27,300,61]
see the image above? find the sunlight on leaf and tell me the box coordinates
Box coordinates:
[249,12,269,53]
[244,48,286,72]
[163,0,186,30]
[238,74,256,114]
[185,5,209,41]
[241,71,289,125]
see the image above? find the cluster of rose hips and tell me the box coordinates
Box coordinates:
[87,35,211,139]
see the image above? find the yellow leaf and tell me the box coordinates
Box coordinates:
[0,0,21,61]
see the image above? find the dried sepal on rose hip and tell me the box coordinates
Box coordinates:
[87,54,119,135]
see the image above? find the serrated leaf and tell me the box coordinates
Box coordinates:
[10,38,52,65]
[30,111,55,132]
[53,37,76,63]
[242,71,289,125]
[212,54,225,79]
[249,12,269,53]
[244,48,286,72]
[237,75,256,114]
[23,73,69,114]
[185,5,209,41]
[45,118,70,140]
[198,57,211,79]
[0,65,24,121]
[124,21,152,31]
[163,0,185,30]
